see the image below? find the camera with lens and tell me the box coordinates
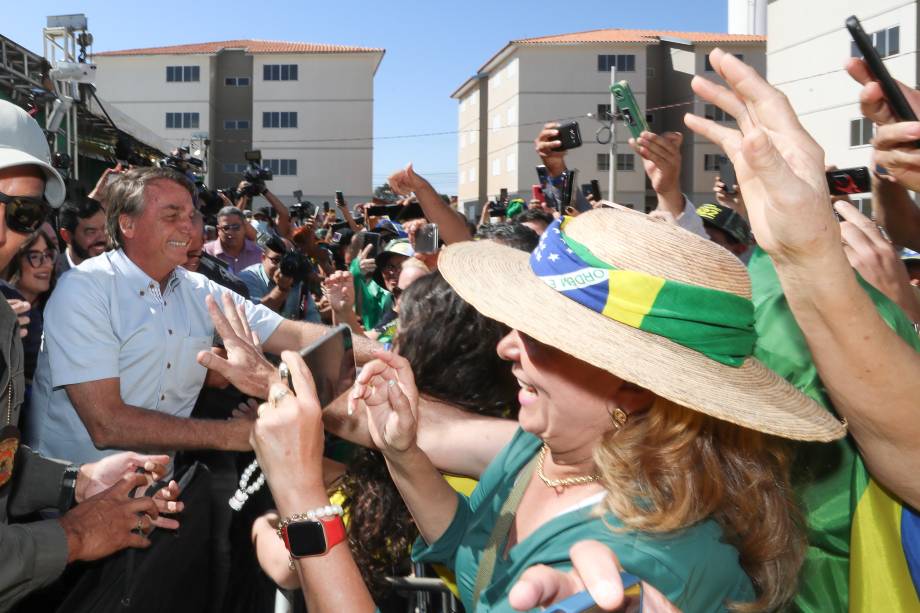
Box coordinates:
[279,250,310,281]
[240,150,272,197]
[160,146,204,173]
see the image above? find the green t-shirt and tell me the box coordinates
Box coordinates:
[748,248,920,612]
[413,428,755,613]
[349,257,393,331]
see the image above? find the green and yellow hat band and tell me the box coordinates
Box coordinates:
[530,218,756,367]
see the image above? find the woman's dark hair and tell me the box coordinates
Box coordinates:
[6,227,58,306]
[339,271,518,600]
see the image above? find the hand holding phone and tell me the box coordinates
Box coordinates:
[827,166,871,195]
[611,81,649,140]
[280,325,356,409]
[553,121,583,151]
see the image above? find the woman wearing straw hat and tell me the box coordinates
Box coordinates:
[247,206,845,612]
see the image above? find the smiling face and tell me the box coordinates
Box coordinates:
[496,330,651,453]
[69,210,107,261]
[120,179,194,281]
[17,233,55,298]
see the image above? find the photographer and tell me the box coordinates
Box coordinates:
[239,234,320,322]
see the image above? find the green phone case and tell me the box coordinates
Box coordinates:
[610,80,648,140]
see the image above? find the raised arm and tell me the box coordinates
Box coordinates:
[686,48,920,509]
[388,164,471,244]
[263,188,292,239]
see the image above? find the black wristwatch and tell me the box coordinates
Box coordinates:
[58,464,80,512]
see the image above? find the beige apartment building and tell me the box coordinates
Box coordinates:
[92,40,384,204]
[767,0,916,214]
[452,29,765,214]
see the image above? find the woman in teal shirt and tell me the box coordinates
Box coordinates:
[249,207,845,612]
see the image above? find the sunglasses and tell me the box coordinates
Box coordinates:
[218,223,242,233]
[24,249,55,268]
[0,191,51,234]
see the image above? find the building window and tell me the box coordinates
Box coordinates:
[597,153,610,172]
[597,103,613,121]
[506,154,516,172]
[469,167,476,182]
[850,118,874,146]
[262,112,298,128]
[470,130,477,144]
[263,159,297,176]
[222,163,248,174]
[223,119,250,130]
[263,64,298,81]
[165,112,199,129]
[598,54,636,73]
[507,106,516,126]
[491,114,501,131]
[704,104,731,122]
[492,158,501,176]
[616,153,635,171]
[705,53,744,72]
[166,65,200,82]
[224,76,251,86]
[851,25,900,58]
[703,153,724,171]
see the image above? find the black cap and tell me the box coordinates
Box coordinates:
[696,203,753,245]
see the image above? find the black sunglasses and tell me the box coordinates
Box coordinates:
[0,191,51,234]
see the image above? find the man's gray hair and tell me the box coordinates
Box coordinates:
[105,166,194,249]
[217,205,244,220]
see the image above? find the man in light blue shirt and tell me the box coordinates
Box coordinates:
[239,234,322,323]
[28,168,316,464]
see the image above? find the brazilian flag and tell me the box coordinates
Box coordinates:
[749,249,920,612]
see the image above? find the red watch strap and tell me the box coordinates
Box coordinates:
[282,515,347,557]
[320,515,346,551]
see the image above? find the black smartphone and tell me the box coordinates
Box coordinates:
[560,168,578,212]
[362,231,383,258]
[536,165,550,188]
[827,166,872,195]
[499,188,509,204]
[846,16,918,123]
[323,202,330,213]
[415,223,439,253]
[335,191,345,207]
[285,325,356,409]
[720,157,738,195]
[366,204,402,218]
[590,179,602,202]
[553,121,583,151]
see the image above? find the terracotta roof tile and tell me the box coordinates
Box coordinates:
[93,39,383,57]
[513,28,765,45]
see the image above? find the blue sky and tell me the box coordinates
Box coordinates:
[7,0,726,193]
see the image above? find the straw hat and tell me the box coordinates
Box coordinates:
[438,206,845,442]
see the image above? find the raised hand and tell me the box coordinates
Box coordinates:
[534,122,568,177]
[630,131,683,197]
[357,243,377,277]
[348,351,419,455]
[197,293,278,400]
[323,270,355,313]
[388,163,430,196]
[684,48,834,263]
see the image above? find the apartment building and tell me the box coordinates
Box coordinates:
[451,29,765,214]
[767,0,916,214]
[92,40,384,204]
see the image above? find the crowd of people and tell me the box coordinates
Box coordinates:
[1,45,919,613]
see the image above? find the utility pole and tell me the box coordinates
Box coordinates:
[608,65,617,202]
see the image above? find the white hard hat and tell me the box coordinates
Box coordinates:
[0,100,66,207]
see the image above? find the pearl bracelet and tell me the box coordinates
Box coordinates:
[275,504,344,539]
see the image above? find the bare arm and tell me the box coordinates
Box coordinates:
[688,49,920,508]
[66,378,252,452]
[872,176,920,251]
[263,318,383,365]
[264,189,292,239]
[336,197,362,234]
[389,164,472,244]
[631,131,685,218]
[323,387,516,479]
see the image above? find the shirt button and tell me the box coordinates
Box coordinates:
[160,394,165,401]
[139,290,145,296]
[168,329,173,335]
[167,363,171,369]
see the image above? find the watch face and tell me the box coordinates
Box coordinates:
[287,521,327,557]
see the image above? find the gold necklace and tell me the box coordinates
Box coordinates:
[536,444,601,488]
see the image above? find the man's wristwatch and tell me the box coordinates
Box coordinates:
[58,464,80,512]
[277,505,346,563]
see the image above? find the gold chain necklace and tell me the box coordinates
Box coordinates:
[536,444,601,488]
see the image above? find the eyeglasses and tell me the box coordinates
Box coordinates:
[218,223,242,233]
[0,191,51,234]
[265,254,282,265]
[24,249,55,268]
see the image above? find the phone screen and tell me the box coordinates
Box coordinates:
[363,232,383,258]
[335,191,345,206]
[827,167,871,195]
[291,325,356,409]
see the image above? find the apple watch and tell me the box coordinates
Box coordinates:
[280,514,346,558]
